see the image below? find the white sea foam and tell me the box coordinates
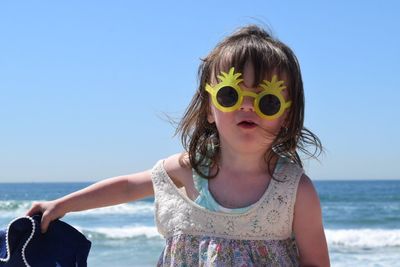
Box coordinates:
[0,200,31,218]
[0,200,154,218]
[74,202,154,216]
[326,228,400,248]
[81,225,161,239]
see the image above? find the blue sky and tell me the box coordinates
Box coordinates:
[1,1,399,182]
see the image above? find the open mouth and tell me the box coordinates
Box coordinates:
[237,120,257,128]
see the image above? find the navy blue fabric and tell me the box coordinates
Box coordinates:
[0,215,91,267]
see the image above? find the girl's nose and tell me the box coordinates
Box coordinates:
[240,95,255,112]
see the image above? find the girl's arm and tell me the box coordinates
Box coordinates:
[293,174,330,267]
[27,170,154,233]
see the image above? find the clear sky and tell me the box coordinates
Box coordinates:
[1,1,399,182]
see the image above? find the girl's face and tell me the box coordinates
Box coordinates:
[207,62,290,154]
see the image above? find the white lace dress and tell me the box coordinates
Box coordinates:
[151,159,303,266]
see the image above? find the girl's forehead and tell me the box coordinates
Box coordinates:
[211,62,289,87]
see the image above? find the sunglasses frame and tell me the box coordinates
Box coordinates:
[205,68,292,120]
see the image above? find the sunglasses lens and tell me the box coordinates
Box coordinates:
[259,94,281,116]
[216,86,239,107]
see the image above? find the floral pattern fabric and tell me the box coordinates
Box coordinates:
[157,234,299,267]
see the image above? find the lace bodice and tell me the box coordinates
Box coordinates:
[151,159,303,241]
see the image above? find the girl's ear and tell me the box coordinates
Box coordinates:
[281,108,291,128]
[207,106,215,123]
[207,112,215,124]
[282,116,289,128]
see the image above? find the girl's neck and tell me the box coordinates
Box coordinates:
[218,145,276,176]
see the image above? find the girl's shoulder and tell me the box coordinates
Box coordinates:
[296,174,319,205]
[162,152,194,188]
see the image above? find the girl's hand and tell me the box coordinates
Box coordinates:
[26,200,66,233]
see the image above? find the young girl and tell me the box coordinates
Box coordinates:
[27,25,330,266]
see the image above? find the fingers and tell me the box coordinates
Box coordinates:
[40,210,52,233]
[26,201,43,217]
[25,201,53,233]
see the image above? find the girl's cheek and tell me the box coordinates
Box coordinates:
[262,114,287,130]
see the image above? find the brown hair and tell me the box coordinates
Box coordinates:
[176,25,322,179]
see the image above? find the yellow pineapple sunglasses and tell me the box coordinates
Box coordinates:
[205,67,292,120]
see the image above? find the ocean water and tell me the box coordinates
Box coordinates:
[0,180,399,266]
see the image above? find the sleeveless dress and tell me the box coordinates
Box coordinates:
[151,158,303,266]
[192,158,286,214]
